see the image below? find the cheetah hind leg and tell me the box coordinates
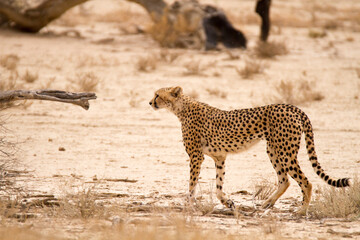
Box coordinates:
[288,168,312,216]
[262,144,290,209]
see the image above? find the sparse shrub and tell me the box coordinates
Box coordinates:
[0,54,19,71]
[308,29,327,38]
[188,90,199,99]
[355,68,360,79]
[183,60,204,76]
[76,54,119,68]
[236,58,266,79]
[267,79,324,105]
[254,41,288,59]
[136,54,157,72]
[128,90,141,108]
[195,197,216,215]
[0,119,19,196]
[0,78,17,92]
[205,88,227,99]
[0,78,20,109]
[253,179,276,201]
[22,70,38,83]
[159,49,181,63]
[323,20,339,30]
[75,72,99,92]
[58,186,106,219]
[310,178,360,219]
[225,50,241,60]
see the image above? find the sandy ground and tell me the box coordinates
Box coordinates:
[1,0,360,239]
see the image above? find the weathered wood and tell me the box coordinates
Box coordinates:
[126,0,166,22]
[0,90,97,110]
[104,178,138,183]
[0,0,89,32]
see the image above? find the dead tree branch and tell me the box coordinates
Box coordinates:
[0,90,97,110]
[126,0,166,22]
[0,0,89,32]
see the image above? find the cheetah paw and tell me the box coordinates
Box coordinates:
[225,199,236,210]
[262,201,274,209]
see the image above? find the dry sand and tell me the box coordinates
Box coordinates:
[0,0,360,239]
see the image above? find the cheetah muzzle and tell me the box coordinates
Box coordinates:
[149,86,350,215]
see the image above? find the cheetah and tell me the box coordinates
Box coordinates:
[149,86,350,214]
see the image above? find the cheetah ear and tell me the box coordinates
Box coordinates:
[171,86,183,98]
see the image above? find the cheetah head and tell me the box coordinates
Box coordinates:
[149,86,183,111]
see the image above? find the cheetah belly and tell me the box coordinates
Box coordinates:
[202,138,261,156]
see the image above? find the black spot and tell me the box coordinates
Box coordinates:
[336,179,341,187]
[342,178,348,187]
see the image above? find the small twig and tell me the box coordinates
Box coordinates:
[104,178,138,183]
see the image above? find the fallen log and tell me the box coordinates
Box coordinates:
[0,90,97,110]
[0,0,89,32]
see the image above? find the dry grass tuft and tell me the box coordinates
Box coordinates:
[76,55,119,68]
[236,58,266,79]
[0,78,17,92]
[136,54,158,72]
[225,50,241,60]
[322,20,339,30]
[22,70,39,83]
[195,191,217,215]
[267,79,324,105]
[58,186,106,219]
[128,90,142,108]
[69,72,99,92]
[310,178,360,219]
[0,221,268,240]
[253,179,277,201]
[159,49,181,63]
[0,78,22,109]
[0,227,61,240]
[205,88,227,99]
[355,68,360,79]
[308,29,327,38]
[183,60,205,76]
[188,90,199,99]
[0,54,19,71]
[254,41,288,59]
[78,72,99,92]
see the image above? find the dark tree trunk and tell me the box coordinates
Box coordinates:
[255,0,272,41]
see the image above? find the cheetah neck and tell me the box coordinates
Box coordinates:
[171,95,218,121]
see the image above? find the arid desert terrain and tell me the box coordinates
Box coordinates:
[0,0,360,239]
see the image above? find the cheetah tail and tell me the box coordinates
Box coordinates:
[301,111,350,188]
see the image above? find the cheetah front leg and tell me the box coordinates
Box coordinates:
[212,155,235,210]
[187,150,205,205]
